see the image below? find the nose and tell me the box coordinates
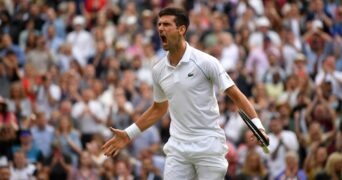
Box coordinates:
[158,24,164,33]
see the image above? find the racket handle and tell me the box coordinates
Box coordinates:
[262,145,270,154]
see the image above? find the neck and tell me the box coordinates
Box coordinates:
[168,40,186,66]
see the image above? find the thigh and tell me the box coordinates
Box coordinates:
[195,158,228,180]
[192,137,229,180]
[163,154,196,180]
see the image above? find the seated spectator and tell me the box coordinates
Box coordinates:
[236,150,269,180]
[10,149,37,180]
[275,151,307,180]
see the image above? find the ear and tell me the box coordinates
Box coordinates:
[178,25,186,36]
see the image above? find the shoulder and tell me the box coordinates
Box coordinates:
[151,56,167,78]
[190,47,217,63]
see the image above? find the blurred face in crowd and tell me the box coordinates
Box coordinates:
[245,151,261,171]
[1,34,12,47]
[59,116,71,132]
[309,122,322,142]
[115,160,130,176]
[158,15,186,51]
[269,117,282,134]
[82,89,94,103]
[80,151,92,167]
[13,151,27,169]
[244,130,258,147]
[285,153,299,172]
[36,112,47,129]
[0,166,10,180]
[316,146,328,164]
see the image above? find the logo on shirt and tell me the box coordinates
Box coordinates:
[187,73,194,77]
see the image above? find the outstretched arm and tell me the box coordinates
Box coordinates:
[225,85,268,142]
[102,101,168,156]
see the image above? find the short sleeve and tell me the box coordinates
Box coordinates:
[152,70,167,102]
[207,58,235,92]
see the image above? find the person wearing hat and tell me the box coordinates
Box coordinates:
[248,16,281,49]
[293,53,308,78]
[66,15,95,67]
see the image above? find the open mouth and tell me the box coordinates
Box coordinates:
[160,35,167,43]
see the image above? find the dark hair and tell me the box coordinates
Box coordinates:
[158,7,189,31]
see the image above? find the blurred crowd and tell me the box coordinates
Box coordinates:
[0,0,342,179]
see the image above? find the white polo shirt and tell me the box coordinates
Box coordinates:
[152,43,235,141]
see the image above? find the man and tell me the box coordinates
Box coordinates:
[102,7,268,179]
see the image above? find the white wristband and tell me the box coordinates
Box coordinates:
[124,123,142,140]
[251,118,265,131]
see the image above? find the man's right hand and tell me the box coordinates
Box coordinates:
[101,127,131,157]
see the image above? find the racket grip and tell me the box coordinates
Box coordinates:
[262,145,270,154]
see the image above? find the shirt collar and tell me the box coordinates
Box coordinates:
[166,42,192,67]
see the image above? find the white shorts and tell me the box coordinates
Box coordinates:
[163,136,228,180]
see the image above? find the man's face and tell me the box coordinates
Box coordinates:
[158,15,184,51]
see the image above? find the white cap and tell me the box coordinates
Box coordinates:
[256,17,270,27]
[73,16,86,26]
[126,16,137,25]
[312,20,323,29]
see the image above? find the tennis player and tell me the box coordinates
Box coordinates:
[102,7,268,180]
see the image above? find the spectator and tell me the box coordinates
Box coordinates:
[86,134,107,167]
[114,158,136,180]
[10,149,37,180]
[315,55,342,100]
[275,151,307,180]
[42,7,66,39]
[45,25,64,55]
[68,151,99,180]
[71,88,106,147]
[6,82,32,122]
[304,143,328,179]
[12,130,43,165]
[236,150,268,180]
[0,96,18,131]
[0,34,26,67]
[67,15,95,67]
[35,72,61,119]
[43,143,72,180]
[99,158,115,180]
[314,152,342,180]
[268,113,299,179]
[0,62,11,98]
[130,111,161,158]
[30,112,54,158]
[26,36,56,75]
[54,115,82,166]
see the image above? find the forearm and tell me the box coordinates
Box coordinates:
[226,85,258,119]
[135,101,168,131]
